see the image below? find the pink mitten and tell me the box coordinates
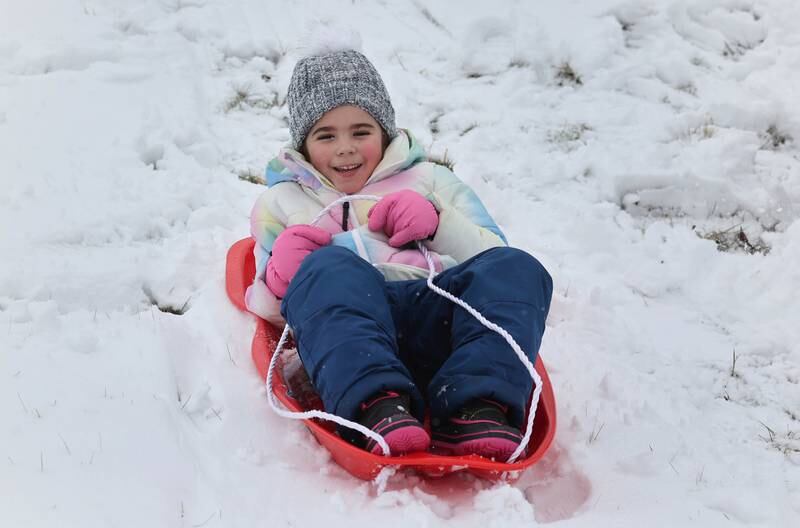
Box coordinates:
[266,225,332,298]
[368,190,439,247]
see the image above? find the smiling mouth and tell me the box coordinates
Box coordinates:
[334,163,362,173]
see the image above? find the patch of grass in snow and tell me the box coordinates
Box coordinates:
[759,125,792,150]
[722,41,748,59]
[224,87,251,112]
[554,62,583,87]
[612,8,658,48]
[237,169,265,185]
[459,123,478,137]
[428,150,455,171]
[587,417,605,445]
[729,349,740,379]
[142,285,190,315]
[428,113,443,136]
[686,115,716,140]
[621,196,686,220]
[675,82,697,96]
[759,422,800,456]
[509,57,531,69]
[617,17,634,33]
[696,225,770,255]
[414,2,451,36]
[224,85,278,113]
[547,123,592,147]
[722,39,764,60]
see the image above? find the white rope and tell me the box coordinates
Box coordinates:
[417,245,541,463]
[266,195,391,456]
[267,323,393,456]
[264,194,538,463]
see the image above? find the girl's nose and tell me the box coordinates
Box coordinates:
[336,140,356,155]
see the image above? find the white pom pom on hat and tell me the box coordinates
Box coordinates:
[297,19,364,58]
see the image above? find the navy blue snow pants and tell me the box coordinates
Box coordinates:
[280,245,553,428]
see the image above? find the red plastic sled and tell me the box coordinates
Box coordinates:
[226,237,556,480]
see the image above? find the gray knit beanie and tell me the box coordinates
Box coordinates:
[286,49,397,149]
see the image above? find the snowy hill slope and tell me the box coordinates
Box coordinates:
[1,0,798,526]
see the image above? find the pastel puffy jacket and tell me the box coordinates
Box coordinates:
[246,130,507,325]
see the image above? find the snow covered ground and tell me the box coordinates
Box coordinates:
[2,0,799,526]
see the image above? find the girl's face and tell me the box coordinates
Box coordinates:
[303,105,385,194]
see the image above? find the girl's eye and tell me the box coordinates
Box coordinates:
[354,130,371,137]
[316,134,334,141]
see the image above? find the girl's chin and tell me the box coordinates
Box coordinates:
[331,175,368,194]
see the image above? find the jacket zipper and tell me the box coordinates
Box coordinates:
[341,201,350,231]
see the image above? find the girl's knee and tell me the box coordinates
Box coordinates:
[484,246,548,271]
[483,247,553,294]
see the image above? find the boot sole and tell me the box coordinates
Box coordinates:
[432,437,521,461]
[369,426,431,455]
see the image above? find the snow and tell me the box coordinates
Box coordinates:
[1,0,799,526]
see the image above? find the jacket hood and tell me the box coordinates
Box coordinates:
[265,129,427,191]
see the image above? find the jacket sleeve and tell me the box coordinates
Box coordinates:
[425,165,507,263]
[244,189,286,327]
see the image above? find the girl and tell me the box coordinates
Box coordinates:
[246,48,553,460]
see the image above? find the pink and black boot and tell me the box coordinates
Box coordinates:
[356,391,430,455]
[431,399,523,460]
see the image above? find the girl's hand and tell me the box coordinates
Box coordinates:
[368,190,439,247]
[266,225,332,298]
